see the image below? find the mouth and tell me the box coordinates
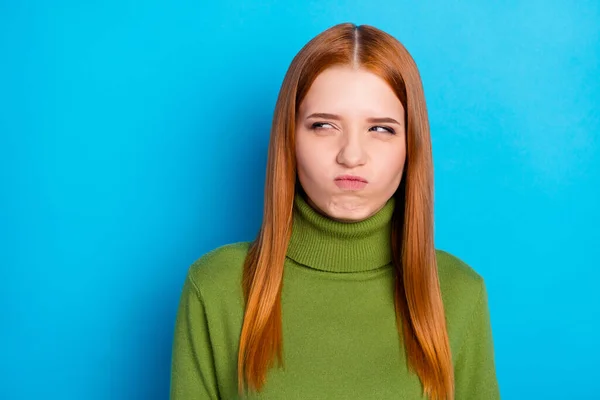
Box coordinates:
[334,175,368,183]
[334,175,368,191]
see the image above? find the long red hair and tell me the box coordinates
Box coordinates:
[237,23,453,400]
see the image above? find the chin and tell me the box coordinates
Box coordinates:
[328,203,373,222]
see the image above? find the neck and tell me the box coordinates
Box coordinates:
[286,192,396,273]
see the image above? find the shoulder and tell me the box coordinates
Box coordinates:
[435,249,484,294]
[434,249,486,319]
[435,249,489,346]
[186,241,251,300]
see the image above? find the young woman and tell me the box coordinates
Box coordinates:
[170,23,500,400]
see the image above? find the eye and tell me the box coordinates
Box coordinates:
[311,122,334,130]
[370,125,395,135]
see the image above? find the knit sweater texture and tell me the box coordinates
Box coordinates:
[170,193,501,399]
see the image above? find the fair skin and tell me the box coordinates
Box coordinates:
[295,65,407,222]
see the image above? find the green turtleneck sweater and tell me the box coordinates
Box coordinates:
[170,193,500,399]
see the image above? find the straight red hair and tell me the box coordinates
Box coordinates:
[237,23,454,400]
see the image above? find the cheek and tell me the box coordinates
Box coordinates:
[295,135,330,177]
[374,144,406,183]
[295,136,310,169]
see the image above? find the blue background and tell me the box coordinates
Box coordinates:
[1,1,598,399]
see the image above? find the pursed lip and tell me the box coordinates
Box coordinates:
[334,174,368,183]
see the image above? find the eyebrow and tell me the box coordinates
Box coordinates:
[305,112,402,126]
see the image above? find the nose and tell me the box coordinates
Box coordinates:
[336,131,367,168]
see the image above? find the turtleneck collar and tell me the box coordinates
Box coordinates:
[285,192,396,273]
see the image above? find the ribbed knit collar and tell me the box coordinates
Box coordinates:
[286,192,395,273]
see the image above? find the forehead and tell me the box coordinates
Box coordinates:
[298,66,404,118]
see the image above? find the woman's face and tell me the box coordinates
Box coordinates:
[295,65,407,222]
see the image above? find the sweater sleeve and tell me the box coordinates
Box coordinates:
[454,280,501,399]
[170,274,220,399]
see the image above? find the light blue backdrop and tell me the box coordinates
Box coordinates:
[1,1,598,399]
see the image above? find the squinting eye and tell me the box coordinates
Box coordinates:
[370,126,395,134]
[311,122,334,129]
